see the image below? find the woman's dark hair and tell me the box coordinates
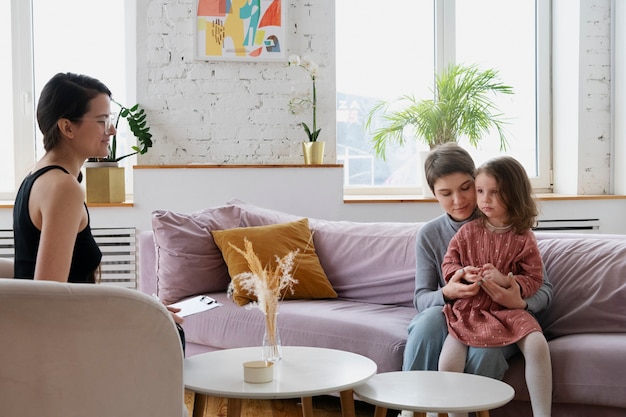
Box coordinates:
[476,156,538,233]
[424,143,476,192]
[36,73,112,152]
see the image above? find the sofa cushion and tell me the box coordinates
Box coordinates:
[504,334,626,409]
[151,205,241,304]
[179,292,416,373]
[211,218,337,306]
[536,236,626,340]
[229,199,303,227]
[309,219,421,307]
[229,199,422,306]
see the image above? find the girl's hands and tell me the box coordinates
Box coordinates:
[479,265,527,310]
[480,263,508,287]
[460,265,482,283]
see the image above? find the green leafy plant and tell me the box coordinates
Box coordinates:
[89,100,153,163]
[366,64,514,160]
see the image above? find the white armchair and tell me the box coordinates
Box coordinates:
[0,257,13,278]
[0,279,185,417]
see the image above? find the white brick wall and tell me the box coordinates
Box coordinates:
[579,0,612,194]
[137,0,336,165]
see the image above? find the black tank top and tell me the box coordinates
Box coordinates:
[13,165,102,283]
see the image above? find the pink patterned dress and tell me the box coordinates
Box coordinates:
[442,220,543,347]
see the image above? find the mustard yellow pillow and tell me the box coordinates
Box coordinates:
[211,218,337,306]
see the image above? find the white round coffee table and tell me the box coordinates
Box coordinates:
[353,371,514,417]
[184,346,377,417]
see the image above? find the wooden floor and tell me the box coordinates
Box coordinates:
[184,390,399,417]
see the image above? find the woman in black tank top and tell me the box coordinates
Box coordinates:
[12,73,112,283]
[13,72,185,351]
[14,165,102,283]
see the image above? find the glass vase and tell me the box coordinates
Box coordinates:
[262,310,282,362]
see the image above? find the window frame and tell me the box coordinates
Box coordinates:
[340,0,552,196]
[5,0,36,200]
[2,0,137,201]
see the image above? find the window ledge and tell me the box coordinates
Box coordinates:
[0,200,134,209]
[343,194,626,204]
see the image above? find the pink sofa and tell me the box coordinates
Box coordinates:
[138,200,626,417]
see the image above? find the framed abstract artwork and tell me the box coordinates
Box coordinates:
[194,0,287,62]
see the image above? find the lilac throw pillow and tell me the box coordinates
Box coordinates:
[152,205,242,304]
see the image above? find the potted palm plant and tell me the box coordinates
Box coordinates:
[365,63,513,160]
[85,101,153,203]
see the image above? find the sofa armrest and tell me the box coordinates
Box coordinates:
[138,231,157,296]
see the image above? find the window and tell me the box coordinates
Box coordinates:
[1,0,134,200]
[336,0,551,194]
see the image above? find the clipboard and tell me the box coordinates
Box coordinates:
[168,295,222,317]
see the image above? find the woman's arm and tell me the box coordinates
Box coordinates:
[414,223,480,311]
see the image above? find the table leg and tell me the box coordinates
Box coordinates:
[301,396,314,417]
[373,406,388,417]
[476,411,490,417]
[192,393,207,417]
[339,389,356,417]
[227,398,242,417]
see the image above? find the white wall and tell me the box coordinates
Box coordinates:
[615,0,626,194]
[552,0,612,194]
[96,168,626,235]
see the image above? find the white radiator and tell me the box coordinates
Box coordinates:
[0,227,137,288]
[534,218,600,233]
[0,229,13,259]
[92,227,137,288]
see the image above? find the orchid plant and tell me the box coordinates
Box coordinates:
[287,55,321,142]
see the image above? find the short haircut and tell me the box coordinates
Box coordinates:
[424,143,476,193]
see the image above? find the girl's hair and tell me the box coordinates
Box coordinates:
[424,143,476,192]
[476,156,538,233]
[36,72,112,152]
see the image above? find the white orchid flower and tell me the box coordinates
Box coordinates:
[288,54,301,66]
[287,54,322,142]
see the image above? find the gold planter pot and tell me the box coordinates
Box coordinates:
[85,163,126,203]
[301,141,325,165]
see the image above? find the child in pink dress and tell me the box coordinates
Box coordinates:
[439,156,552,417]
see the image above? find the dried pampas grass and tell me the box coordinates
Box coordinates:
[227,238,299,354]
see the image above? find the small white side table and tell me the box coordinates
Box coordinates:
[353,371,514,417]
[184,346,377,417]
